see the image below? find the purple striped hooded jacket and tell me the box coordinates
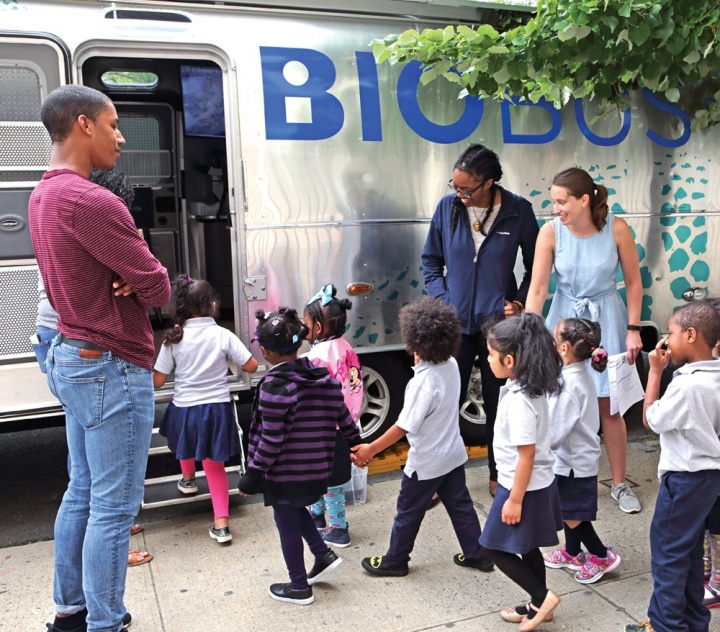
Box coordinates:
[240,356,361,501]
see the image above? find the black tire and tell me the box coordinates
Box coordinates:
[358,352,413,443]
[459,364,486,446]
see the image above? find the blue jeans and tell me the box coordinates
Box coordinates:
[32,325,58,373]
[648,470,720,632]
[46,338,154,632]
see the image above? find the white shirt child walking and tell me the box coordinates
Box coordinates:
[479,313,564,631]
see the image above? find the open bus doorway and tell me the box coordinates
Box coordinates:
[81,55,236,338]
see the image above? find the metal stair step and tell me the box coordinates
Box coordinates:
[142,467,243,509]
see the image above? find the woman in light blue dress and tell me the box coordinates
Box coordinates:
[526,168,643,514]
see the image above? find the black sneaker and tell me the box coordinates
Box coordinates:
[46,610,131,632]
[310,511,326,530]
[361,556,409,577]
[209,526,233,543]
[268,582,314,605]
[453,552,494,572]
[307,550,343,585]
[46,624,86,632]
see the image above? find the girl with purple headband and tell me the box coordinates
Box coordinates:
[542,318,621,587]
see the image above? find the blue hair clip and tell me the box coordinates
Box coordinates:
[292,334,299,344]
[307,284,334,307]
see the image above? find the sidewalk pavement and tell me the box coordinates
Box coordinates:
[2,432,719,632]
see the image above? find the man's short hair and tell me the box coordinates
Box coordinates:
[41,85,112,142]
[671,301,720,349]
[399,297,460,363]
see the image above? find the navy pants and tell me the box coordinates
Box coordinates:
[272,504,330,590]
[648,470,720,632]
[386,464,484,563]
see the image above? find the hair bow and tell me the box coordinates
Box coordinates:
[307,284,334,307]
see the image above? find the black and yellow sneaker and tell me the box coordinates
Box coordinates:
[624,622,654,632]
[361,556,409,577]
[453,552,494,572]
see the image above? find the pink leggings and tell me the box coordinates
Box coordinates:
[180,458,229,520]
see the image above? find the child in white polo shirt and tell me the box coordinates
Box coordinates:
[154,275,258,544]
[624,301,720,632]
[352,297,493,576]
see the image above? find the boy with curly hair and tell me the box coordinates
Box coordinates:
[352,297,494,577]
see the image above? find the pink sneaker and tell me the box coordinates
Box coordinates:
[574,547,621,584]
[543,546,587,570]
[704,584,720,609]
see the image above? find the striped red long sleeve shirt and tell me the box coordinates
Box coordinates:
[28,169,171,369]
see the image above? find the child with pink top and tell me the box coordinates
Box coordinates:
[303,284,364,547]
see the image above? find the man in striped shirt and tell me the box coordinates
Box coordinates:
[29,84,170,632]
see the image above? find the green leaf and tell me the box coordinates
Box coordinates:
[683,50,701,64]
[629,24,651,46]
[507,60,528,79]
[594,82,612,99]
[652,22,675,41]
[665,87,680,102]
[419,68,438,85]
[493,64,512,84]
[603,16,619,32]
[666,35,686,55]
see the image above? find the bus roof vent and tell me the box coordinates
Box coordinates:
[102,8,193,33]
[104,9,192,23]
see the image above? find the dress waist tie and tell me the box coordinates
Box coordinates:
[555,287,616,322]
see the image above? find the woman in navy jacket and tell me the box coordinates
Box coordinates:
[422,144,539,496]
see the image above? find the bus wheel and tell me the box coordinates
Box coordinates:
[359,353,411,444]
[459,365,486,446]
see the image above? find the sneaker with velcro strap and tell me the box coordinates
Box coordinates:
[453,552,494,572]
[361,555,409,577]
[321,526,351,547]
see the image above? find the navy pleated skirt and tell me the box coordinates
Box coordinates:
[480,482,563,555]
[161,401,240,462]
[556,472,598,521]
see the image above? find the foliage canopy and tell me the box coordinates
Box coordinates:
[372,0,720,129]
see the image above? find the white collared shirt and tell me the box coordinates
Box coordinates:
[646,358,720,477]
[548,363,602,477]
[495,379,555,491]
[395,358,468,480]
[154,317,252,406]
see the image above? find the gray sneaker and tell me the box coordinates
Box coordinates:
[611,482,641,514]
[177,478,198,495]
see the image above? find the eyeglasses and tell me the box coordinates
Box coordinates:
[447,178,484,199]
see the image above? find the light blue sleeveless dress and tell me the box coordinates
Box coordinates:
[545,214,627,397]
